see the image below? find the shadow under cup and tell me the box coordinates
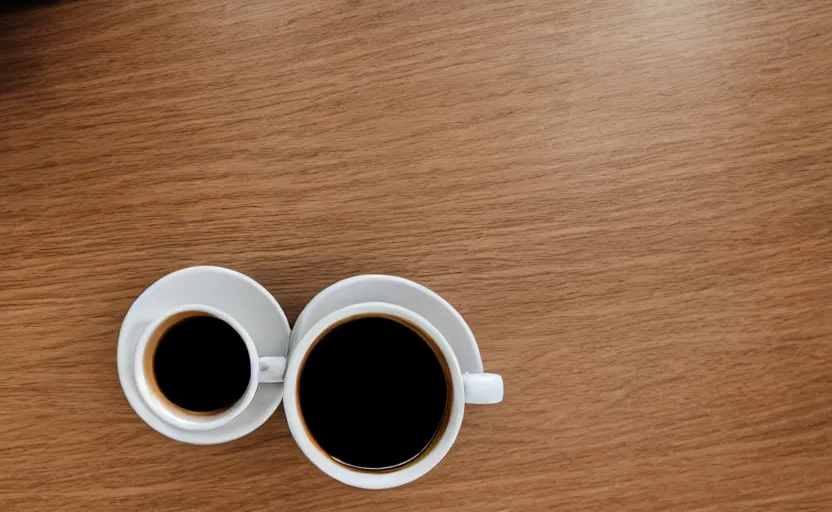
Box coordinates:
[296,314,454,472]
[142,311,253,417]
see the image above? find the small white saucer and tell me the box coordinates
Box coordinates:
[291,275,484,374]
[117,266,291,445]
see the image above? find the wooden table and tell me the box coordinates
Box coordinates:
[1,1,830,510]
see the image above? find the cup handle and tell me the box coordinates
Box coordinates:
[463,373,504,404]
[258,356,287,383]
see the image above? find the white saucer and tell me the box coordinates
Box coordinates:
[290,275,484,374]
[117,266,291,445]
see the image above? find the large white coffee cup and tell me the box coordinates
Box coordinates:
[283,301,503,489]
[133,304,287,432]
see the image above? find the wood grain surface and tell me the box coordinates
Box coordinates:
[1,0,831,510]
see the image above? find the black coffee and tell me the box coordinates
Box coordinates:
[299,316,449,470]
[153,315,251,413]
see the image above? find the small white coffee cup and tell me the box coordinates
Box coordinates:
[133,304,287,432]
[283,301,503,489]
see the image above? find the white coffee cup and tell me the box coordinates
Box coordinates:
[133,304,287,432]
[282,301,503,489]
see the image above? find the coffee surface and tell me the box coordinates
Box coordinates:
[153,316,251,413]
[299,316,449,470]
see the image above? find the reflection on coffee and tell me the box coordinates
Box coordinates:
[152,315,250,413]
[298,316,449,470]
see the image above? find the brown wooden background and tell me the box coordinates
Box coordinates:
[1,1,830,510]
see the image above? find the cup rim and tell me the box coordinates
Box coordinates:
[133,303,261,431]
[283,301,465,489]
